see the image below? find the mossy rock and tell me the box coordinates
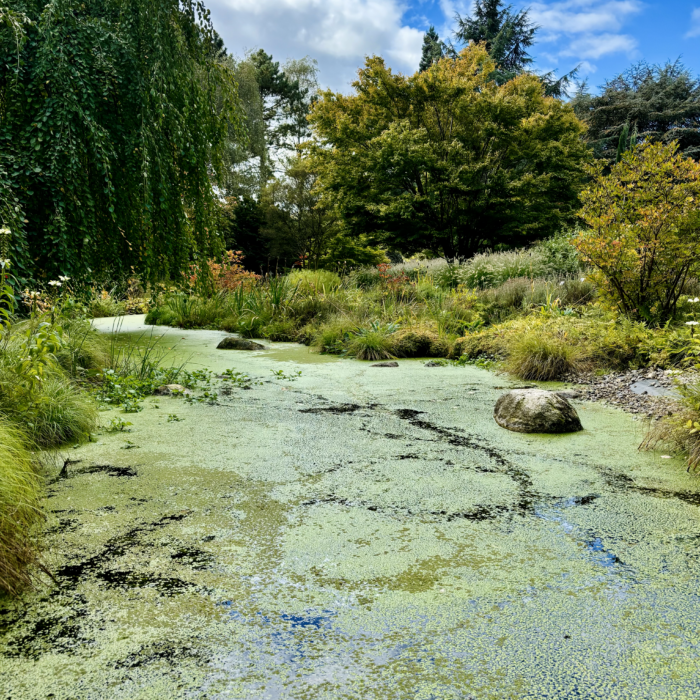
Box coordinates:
[217,337,266,351]
[494,389,583,434]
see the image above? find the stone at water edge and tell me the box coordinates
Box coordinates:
[371,361,399,367]
[154,384,192,396]
[217,337,266,350]
[494,389,583,434]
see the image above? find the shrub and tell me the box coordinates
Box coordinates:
[392,328,452,358]
[88,290,126,318]
[576,141,700,322]
[0,318,99,447]
[287,269,342,294]
[533,231,583,276]
[504,331,585,381]
[311,318,356,354]
[0,418,42,596]
[457,249,548,288]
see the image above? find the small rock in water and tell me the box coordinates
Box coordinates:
[494,389,583,434]
[217,337,266,351]
[555,390,582,399]
[154,384,192,396]
[371,361,399,367]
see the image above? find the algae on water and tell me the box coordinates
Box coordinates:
[1,317,700,699]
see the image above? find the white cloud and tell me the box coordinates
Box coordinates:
[686,8,700,38]
[530,1,642,34]
[562,32,637,59]
[509,1,643,75]
[208,0,425,91]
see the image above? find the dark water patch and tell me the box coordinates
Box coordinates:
[300,403,375,415]
[114,641,202,669]
[302,493,510,523]
[81,464,137,478]
[600,468,700,508]
[1,593,92,659]
[55,512,191,586]
[44,518,81,536]
[97,570,194,593]
[171,546,214,570]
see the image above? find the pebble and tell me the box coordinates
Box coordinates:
[562,368,697,420]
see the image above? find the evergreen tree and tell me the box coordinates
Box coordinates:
[419,26,444,72]
[454,0,536,78]
[571,61,700,162]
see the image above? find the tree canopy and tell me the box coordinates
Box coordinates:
[572,61,700,163]
[309,45,589,259]
[454,0,536,80]
[0,0,240,284]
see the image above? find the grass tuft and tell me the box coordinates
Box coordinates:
[0,418,43,597]
[504,331,585,381]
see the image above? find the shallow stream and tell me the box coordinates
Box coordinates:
[2,316,700,699]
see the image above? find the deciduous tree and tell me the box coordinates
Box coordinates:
[309,45,588,259]
[0,0,241,283]
[575,141,700,322]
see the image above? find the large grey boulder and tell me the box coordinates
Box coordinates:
[217,337,266,351]
[494,389,583,434]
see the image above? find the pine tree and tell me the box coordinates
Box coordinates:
[616,123,630,163]
[419,26,444,72]
[454,0,536,76]
[571,61,700,162]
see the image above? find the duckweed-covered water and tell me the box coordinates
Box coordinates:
[2,316,700,699]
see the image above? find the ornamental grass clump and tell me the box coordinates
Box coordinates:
[504,331,585,381]
[346,324,397,361]
[0,418,43,596]
[643,380,700,470]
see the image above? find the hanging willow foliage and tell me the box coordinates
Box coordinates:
[0,0,241,284]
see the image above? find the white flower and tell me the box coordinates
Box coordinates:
[686,321,699,326]
[580,278,585,282]
[58,275,70,282]
[0,227,10,237]
[559,281,565,286]
[48,280,62,287]
[691,298,700,303]
[0,258,9,269]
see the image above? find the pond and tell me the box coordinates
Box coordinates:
[1,316,700,699]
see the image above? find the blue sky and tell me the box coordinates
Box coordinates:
[207,0,700,93]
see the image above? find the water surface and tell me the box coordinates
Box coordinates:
[2,316,699,699]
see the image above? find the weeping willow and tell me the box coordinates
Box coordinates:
[0,0,241,283]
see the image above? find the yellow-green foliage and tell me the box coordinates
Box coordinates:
[287,269,342,294]
[643,381,700,469]
[0,418,42,596]
[454,308,657,376]
[0,318,99,447]
[576,141,700,321]
[392,328,452,358]
[346,328,396,361]
[504,331,585,380]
